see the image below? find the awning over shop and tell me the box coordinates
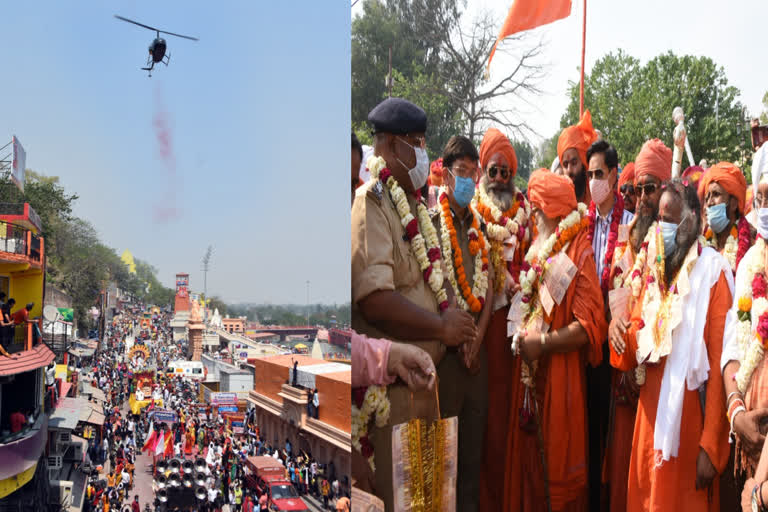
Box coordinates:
[49,397,90,430]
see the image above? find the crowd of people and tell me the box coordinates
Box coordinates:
[351,96,768,512]
[76,310,349,512]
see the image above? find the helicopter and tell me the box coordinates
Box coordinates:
[114,15,198,77]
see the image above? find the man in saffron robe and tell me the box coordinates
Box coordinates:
[558,110,598,204]
[618,162,636,214]
[698,162,754,273]
[503,169,607,511]
[610,178,732,512]
[474,127,533,511]
[604,139,671,512]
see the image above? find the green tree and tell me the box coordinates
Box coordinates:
[760,91,768,125]
[561,51,748,167]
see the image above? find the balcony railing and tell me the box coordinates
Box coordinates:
[5,319,46,354]
[0,221,43,264]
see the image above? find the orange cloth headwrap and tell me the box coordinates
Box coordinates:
[634,139,672,184]
[479,128,518,176]
[618,162,635,189]
[697,161,747,214]
[528,168,576,219]
[557,110,598,169]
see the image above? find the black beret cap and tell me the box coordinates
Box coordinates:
[367,97,427,135]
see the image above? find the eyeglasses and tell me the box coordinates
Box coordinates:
[397,135,426,149]
[487,165,510,180]
[620,184,635,195]
[586,169,606,180]
[636,183,659,197]
[756,195,768,209]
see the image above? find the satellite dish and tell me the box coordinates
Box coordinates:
[43,305,60,323]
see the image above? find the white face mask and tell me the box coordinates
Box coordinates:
[397,138,430,190]
[589,177,611,205]
[758,208,768,240]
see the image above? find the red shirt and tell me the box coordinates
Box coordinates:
[10,411,25,433]
[12,308,28,325]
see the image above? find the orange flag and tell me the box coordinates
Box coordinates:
[488,0,572,69]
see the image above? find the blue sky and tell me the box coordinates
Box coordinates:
[2,2,351,305]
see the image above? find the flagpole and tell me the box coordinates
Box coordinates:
[579,0,587,117]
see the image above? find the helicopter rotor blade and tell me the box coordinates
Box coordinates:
[114,15,160,33]
[158,30,199,41]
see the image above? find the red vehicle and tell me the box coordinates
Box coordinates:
[244,456,309,512]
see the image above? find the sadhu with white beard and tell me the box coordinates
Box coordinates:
[610,178,732,512]
[503,169,607,511]
[472,128,533,510]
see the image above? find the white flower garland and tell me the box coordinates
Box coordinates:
[735,238,768,393]
[471,182,531,244]
[437,188,489,312]
[704,228,738,271]
[368,156,448,308]
[518,204,587,319]
[350,385,391,471]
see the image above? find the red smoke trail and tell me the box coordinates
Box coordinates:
[152,84,180,222]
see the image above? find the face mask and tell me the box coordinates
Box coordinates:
[659,221,678,256]
[706,203,730,234]
[589,178,611,205]
[397,138,430,190]
[758,208,768,240]
[451,174,476,208]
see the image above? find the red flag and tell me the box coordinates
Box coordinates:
[142,423,158,453]
[488,0,572,69]
[163,430,174,457]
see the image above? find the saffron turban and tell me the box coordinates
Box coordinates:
[682,165,705,194]
[429,158,444,187]
[528,168,576,219]
[479,128,518,176]
[697,162,747,214]
[557,110,598,169]
[634,139,672,184]
[618,162,635,189]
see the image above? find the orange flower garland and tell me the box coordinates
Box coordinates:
[439,192,489,313]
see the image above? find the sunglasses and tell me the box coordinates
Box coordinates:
[487,166,510,180]
[620,184,635,195]
[636,183,659,197]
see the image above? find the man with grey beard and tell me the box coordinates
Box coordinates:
[472,128,533,510]
[604,138,671,512]
[609,178,732,511]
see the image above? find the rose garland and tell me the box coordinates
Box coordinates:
[438,190,490,313]
[472,184,531,293]
[367,156,449,311]
[351,386,391,471]
[704,216,751,273]
[734,238,768,393]
[588,191,625,295]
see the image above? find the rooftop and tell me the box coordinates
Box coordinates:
[0,342,55,376]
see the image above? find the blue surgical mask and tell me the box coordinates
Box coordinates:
[758,208,768,240]
[452,175,476,208]
[706,203,730,234]
[659,221,678,256]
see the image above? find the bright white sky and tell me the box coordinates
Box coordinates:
[353,0,768,146]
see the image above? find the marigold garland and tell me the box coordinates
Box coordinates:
[704,216,750,273]
[438,191,489,313]
[471,183,531,294]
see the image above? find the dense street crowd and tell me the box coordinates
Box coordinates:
[76,311,350,512]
